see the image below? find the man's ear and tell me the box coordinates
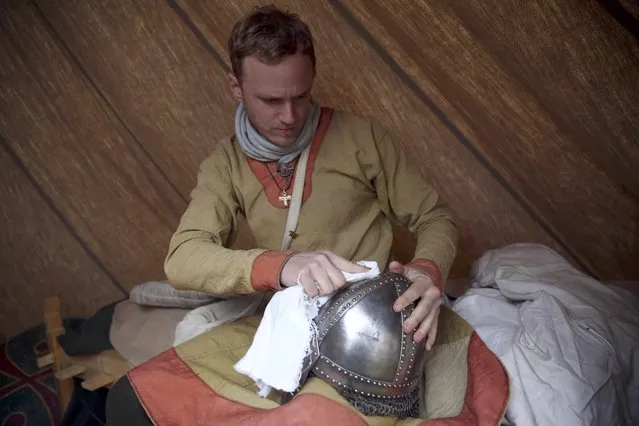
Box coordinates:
[228,72,243,102]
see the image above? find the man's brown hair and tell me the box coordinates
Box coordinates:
[228,5,316,82]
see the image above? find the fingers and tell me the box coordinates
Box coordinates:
[288,251,370,296]
[297,252,350,296]
[412,297,441,341]
[297,270,321,296]
[393,282,425,312]
[392,270,441,350]
[315,255,346,288]
[322,251,370,273]
[308,262,336,296]
[425,313,439,351]
[402,290,435,333]
[392,265,437,312]
[303,251,367,295]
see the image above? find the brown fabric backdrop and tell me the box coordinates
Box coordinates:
[1,0,637,340]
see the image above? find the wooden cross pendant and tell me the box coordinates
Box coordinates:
[279,190,292,207]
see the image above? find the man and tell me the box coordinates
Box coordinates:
[163,4,457,349]
[106,6,507,426]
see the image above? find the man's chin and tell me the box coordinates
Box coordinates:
[268,134,298,147]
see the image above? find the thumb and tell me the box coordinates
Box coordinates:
[389,261,405,274]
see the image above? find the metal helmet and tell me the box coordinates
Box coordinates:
[293,272,428,418]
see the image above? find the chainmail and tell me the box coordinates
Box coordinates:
[336,385,421,419]
[281,373,422,419]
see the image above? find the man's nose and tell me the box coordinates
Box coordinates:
[280,102,296,125]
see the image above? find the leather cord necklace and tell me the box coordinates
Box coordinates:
[265,163,294,207]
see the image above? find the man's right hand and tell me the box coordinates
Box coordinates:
[280,251,370,296]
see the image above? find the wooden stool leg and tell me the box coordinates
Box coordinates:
[43,297,74,415]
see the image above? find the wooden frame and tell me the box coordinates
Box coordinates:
[36,297,132,416]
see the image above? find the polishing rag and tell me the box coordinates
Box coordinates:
[233,260,380,397]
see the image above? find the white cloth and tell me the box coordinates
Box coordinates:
[451,243,639,426]
[173,293,264,346]
[234,260,380,397]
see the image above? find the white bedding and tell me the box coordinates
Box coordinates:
[451,243,639,426]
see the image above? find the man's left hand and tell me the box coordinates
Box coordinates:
[389,261,442,351]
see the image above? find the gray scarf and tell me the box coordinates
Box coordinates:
[235,101,321,169]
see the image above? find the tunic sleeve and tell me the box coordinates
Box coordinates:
[368,120,459,289]
[164,144,296,295]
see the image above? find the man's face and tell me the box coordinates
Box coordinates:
[230,53,314,147]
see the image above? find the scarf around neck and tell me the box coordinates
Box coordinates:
[235,101,321,170]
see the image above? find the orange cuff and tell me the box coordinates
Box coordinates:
[407,258,443,292]
[250,250,297,292]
